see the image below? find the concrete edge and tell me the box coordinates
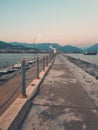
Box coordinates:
[0,59,55,130]
[27,58,55,101]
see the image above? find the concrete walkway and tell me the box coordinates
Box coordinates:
[20,54,98,130]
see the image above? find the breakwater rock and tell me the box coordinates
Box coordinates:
[66,56,98,79]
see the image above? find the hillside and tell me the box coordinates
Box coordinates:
[9,42,34,48]
[85,43,98,52]
[0,41,32,50]
[62,45,83,53]
[0,41,13,49]
[9,42,82,52]
[0,41,84,52]
[9,42,61,51]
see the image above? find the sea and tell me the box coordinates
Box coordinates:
[0,53,44,68]
[65,53,98,66]
[0,53,98,69]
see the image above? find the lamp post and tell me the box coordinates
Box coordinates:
[33,36,40,60]
[33,36,39,51]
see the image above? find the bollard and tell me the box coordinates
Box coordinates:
[20,59,27,98]
[36,56,40,79]
[43,56,45,71]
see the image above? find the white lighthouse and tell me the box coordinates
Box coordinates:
[50,46,57,53]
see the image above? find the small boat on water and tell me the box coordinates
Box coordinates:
[0,69,8,75]
[83,52,97,55]
[0,68,18,76]
[27,60,35,64]
[13,63,21,69]
[0,59,35,76]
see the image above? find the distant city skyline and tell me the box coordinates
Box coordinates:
[0,0,98,47]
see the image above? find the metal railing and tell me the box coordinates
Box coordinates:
[0,53,55,115]
[20,53,55,97]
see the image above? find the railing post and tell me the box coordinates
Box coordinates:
[46,55,48,66]
[20,59,27,98]
[43,56,45,71]
[48,54,50,64]
[36,56,40,79]
[51,53,53,61]
[49,54,51,63]
[49,53,51,63]
[47,55,49,65]
[52,53,54,60]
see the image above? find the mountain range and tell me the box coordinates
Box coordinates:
[0,41,33,50]
[0,41,98,53]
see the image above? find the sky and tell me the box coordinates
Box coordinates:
[0,0,98,47]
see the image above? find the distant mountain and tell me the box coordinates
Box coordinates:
[9,42,34,48]
[0,41,32,50]
[35,43,82,52]
[9,42,82,52]
[9,42,61,51]
[0,41,13,49]
[0,41,84,52]
[85,43,98,52]
[35,43,62,51]
[62,45,83,53]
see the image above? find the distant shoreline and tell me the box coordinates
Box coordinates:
[0,51,50,54]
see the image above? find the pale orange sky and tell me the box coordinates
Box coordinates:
[0,0,98,47]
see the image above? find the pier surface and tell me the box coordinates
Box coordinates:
[20,54,98,130]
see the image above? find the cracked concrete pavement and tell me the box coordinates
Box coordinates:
[20,54,98,130]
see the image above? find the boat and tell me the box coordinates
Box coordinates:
[27,60,35,64]
[83,52,97,55]
[13,63,21,69]
[0,69,8,75]
[0,68,18,76]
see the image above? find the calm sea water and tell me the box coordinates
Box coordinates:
[1,53,98,69]
[0,53,44,68]
[66,53,98,65]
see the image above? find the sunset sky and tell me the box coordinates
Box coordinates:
[0,0,98,47]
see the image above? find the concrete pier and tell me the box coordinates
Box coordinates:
[20,54,98,130]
